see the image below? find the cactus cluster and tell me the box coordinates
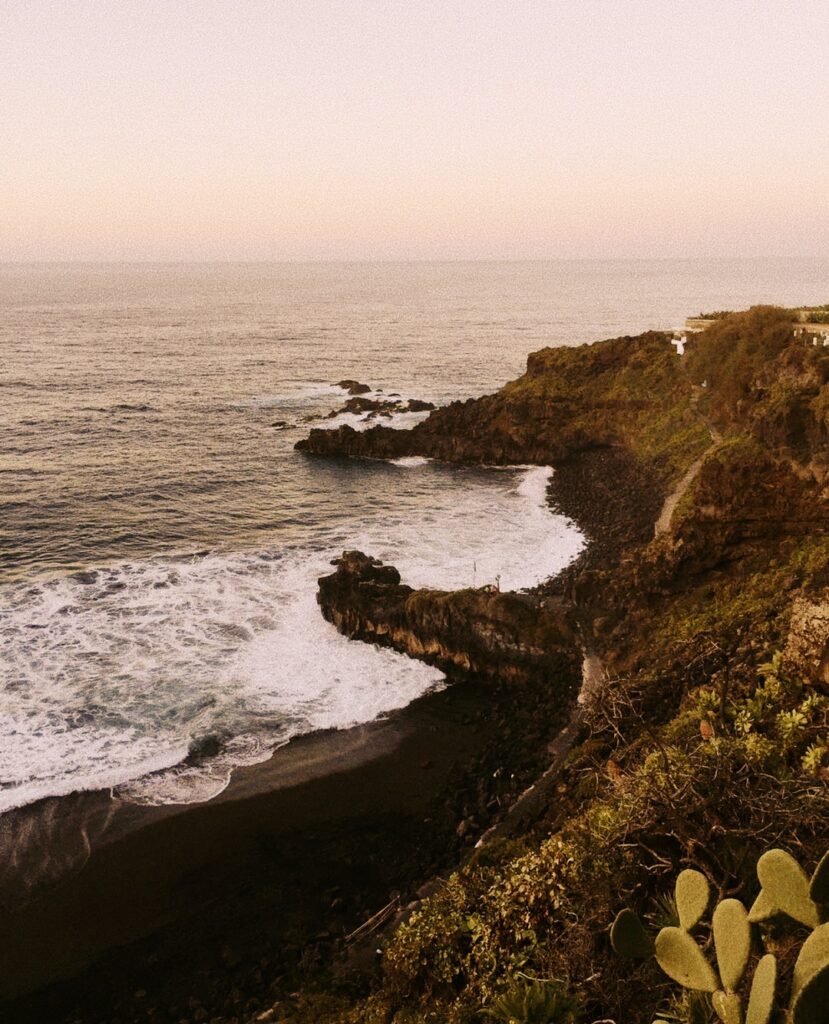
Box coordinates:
[610,847,829,1024]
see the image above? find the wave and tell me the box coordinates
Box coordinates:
[390,456,432,467]
[0,460,583,812]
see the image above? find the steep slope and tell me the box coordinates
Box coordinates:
[297,331,711,486]
[269,308,829,1024]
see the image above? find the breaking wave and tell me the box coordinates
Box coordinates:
[0,384,583,812]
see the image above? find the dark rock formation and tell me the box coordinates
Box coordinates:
[303,333,707,485]
[318,551,581,689]
[336,379,372,395]
[328,397,383,416]
[325,396,436,419]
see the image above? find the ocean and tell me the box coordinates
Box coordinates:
[1,258,827,812]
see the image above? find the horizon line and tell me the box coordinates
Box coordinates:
[2,255,828,266]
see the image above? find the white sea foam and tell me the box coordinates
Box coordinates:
[354,464,582,592]
[390,456,432,467]
[0,548,445,812]
[319,408,432,432]
[0,462,582,811]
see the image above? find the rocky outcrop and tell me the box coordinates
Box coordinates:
[318,552,582,690]
[785,593,829,687]
[325,396,436,420]
[299,333,710,487]
[336,379,372,395]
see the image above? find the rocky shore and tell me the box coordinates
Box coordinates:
[0,666,579,1024]
[317,550,580,686]
[7,308,829,1024]
[296,331,706,476]
[0,328,709,1023]
[274,308,829,1024]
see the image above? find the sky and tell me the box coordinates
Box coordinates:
[2,0,828,261]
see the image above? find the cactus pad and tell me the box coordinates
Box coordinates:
[745,954,776,1024]
[747,889,778,924]
[810,849,829,907]
[791,923,829,1005]
[792,963,829,1024]
[675,869,711,930]
[654,927,718,992]
[712,989,742,1024]
[756,849,820,929]
[713,898,751,992]
[610,908,653,959]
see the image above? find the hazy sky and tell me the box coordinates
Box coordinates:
[2,0,828,261]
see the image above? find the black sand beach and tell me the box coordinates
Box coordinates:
[0,446,652,1024]
[0,663,577,1024]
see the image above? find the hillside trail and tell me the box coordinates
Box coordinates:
[654,383,723,539]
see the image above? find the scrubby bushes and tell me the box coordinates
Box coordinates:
[685,307,795,426]
[611,846,829,1024]
[262,306,829,1024]
[357,526,829,1024]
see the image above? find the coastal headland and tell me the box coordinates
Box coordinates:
[4,306,829,1024]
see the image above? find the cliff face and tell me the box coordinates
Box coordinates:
[274,308,829,1024]
[297,332,711,487]
[304,315,829,692]
[317,551,581,691]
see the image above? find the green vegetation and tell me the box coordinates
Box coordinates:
[799,305,829,325]
[481,976,581,1024]
[696,305,829,324]
[282,617,824,1024]
[685,306,795,427]
[504,332,711,483]
[268,306,829,1024]
[611,848,829,1023]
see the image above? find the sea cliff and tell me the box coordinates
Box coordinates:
[9,308,829,1024]
[278,306,829,1024]
[317,550,579,686]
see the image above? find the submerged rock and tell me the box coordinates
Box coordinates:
[69,570,99,585]
[335,379,372,395]
[187,733,224,761]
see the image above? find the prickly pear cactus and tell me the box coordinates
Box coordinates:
[745,954,775,1024]
[610,908,652,959]
[791,964,829,1024]
[713,899,750,992]
[712,989,741,1024]
[809,850,829,906]
[654,927,718,992]
[756,849,820,929]
[676,869,711,931]
[609,847,829,1024]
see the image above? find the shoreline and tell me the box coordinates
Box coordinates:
[0,446,646,1023]
[1,656,578,1022]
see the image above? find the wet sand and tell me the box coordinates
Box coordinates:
[0,670,573,1024]
[0,456,625,1024]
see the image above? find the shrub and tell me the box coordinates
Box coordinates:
[482,977,582,1024]
[610,846,829,1024]
[685,307,794,426]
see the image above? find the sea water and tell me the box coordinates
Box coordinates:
[2,259,826,810]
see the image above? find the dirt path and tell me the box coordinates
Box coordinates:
[654,399,722,539]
